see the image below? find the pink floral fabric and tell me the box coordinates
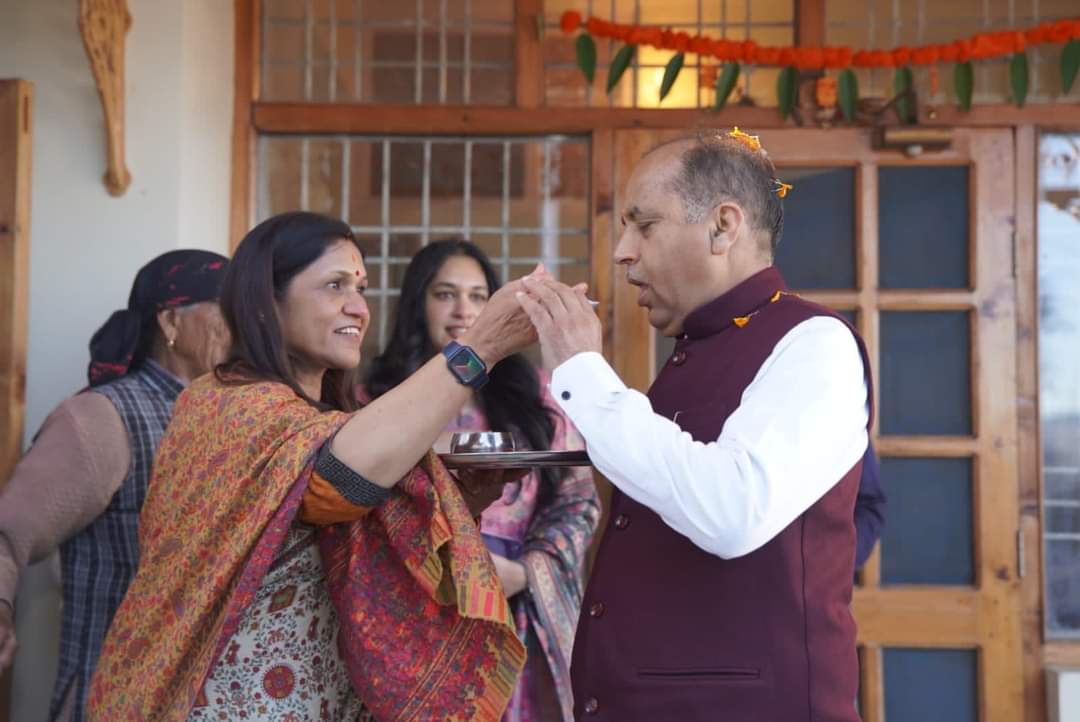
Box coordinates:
[447,372,601,722]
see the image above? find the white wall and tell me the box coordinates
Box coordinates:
[0,0,233,718]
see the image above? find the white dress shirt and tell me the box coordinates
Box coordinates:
[551,316,869,559]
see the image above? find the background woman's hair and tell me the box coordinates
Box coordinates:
[366,239,563,484]
[88,249,228,387]
[216,211,361,412]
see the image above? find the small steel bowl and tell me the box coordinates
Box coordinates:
[449,431,516,454]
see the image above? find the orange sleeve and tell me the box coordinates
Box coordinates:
[298,470,376,525]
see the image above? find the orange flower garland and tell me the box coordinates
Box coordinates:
[559,12,1080,70]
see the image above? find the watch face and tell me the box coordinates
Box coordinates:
[449,347,485,382]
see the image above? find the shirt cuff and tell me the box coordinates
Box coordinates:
[550,352,627,421]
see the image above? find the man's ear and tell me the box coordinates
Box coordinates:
[708,201,744,256]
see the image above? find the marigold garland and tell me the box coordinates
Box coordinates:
[560,12,1080,70]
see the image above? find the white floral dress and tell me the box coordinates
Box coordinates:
[189,525,372,722]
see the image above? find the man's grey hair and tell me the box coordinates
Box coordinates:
[649,131,786,254]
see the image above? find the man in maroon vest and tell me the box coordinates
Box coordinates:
[518,129,871,721]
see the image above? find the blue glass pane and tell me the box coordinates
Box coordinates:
[879,166,970,289]
[774,167,856,290]
[880,457,974,585]
[884,648,977,722]
[880,311,972,436]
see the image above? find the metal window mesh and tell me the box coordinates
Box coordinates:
[256,134,591,359]
[261,0,515,104]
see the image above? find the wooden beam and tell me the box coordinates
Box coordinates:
[856,159,882,588]
[255,102,792,134]
[514,0,544,109]
[0,80,31,494]
[969,128,1024,722]
[1013,124,1046,722]
[876,290,977,309]
[859,645,885,722]
[874,436,980,457]
[229,0,258,250]
[612,130,657,392]
[1044,644,1080,668]
[794,0,826,49]
[854,587,980,646]
[585,127,614,577]
[252,102,1080,136]
[0,79,32,722]
[922,103,1080,127]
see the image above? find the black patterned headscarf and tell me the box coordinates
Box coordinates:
[87,250,229,386]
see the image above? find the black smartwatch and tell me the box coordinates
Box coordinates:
[442,341,489,391]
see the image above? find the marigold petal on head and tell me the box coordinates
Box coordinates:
[728,127,763,152]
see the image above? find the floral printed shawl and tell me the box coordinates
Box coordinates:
[86,376,525,722]
[446,371,600,722]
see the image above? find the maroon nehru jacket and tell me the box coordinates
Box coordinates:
[570,266,873,721]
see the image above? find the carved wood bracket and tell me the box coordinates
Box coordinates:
[79,0,132,196]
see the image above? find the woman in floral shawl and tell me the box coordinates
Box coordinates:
[366,241,600,722]
[86,212,549,722]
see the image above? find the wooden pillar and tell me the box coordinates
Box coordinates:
[794,0,826,48]
[229,0,258,250]
[0,77,33,722]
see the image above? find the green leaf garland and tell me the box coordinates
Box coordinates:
[838,69,858,123]
[894,66,915,124]
[954,61,974,112]
[777,66,797,119]
[714,62,741,109]
[659,52,685,102]
[1061,39,1080,94]
[576,34,597,84]
[607,44,636,94]
[1009,52,1029,107]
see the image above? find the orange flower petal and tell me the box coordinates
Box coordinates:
[559,10,582,34]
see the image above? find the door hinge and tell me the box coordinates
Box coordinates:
[1017,528,1026,579]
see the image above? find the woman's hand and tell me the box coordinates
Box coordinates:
[0,601,16,673]
[459,265,553,366]
[491,554,528,598]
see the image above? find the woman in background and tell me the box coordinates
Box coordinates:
[367,240,600,722]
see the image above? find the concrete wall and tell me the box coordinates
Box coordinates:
[0,0,233,717]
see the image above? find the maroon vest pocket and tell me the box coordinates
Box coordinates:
[637,666,762,683]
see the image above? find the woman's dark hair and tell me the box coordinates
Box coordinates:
[366,240,562,484]
[216,211,361,412]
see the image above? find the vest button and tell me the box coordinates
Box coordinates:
[672,350,687,366]
[589,601,605,618]
[614,514,630,530]
[584,697,599,715]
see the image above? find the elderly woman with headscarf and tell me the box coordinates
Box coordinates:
[0,249,230,722]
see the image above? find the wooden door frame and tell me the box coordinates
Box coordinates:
[0,78,33,722]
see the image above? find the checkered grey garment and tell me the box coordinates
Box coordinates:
[49,360,184,722]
